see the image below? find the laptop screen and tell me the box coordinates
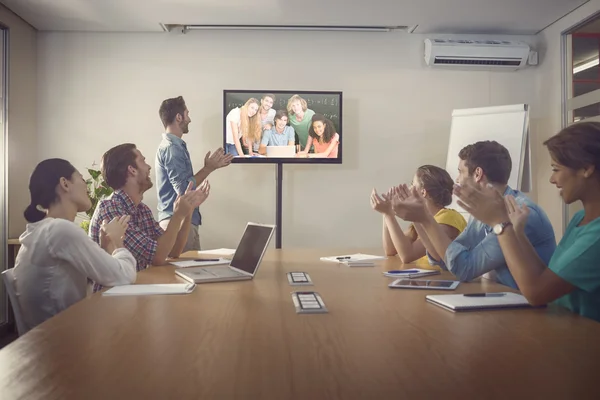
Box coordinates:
[230,224,274,275]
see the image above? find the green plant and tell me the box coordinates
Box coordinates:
[85,166,113,219]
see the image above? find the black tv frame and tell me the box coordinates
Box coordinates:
[222,89,343,164]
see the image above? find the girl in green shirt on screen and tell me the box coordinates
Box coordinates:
[452,121,600,322]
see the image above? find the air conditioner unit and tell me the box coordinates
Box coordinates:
[424,38,531,71]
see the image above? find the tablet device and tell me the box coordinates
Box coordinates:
[388,279,459,290]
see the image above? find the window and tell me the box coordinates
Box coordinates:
[0,26,7,329]
[562,14,600,231]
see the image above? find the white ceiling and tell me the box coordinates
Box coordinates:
[1,0,591,34]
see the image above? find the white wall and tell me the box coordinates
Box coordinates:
[36,30,538,249]
[0,5,37,239]
[533,0,600,240]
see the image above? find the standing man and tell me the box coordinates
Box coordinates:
[156,96,234,251]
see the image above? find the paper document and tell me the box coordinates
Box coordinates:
[196,248,236,257]
[170,258,231,268]
[320,253,387,263]
[102,283,196,296]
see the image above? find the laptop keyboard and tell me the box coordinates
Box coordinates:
[202,267,245,278]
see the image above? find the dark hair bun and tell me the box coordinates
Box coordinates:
[24,204,46,223]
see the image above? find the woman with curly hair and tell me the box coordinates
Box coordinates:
[297,114,339,158]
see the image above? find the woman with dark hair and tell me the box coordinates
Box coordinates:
[453,121,600,321]
[13,158,137,333]
[371,165,466,267]
[297,114,340,158]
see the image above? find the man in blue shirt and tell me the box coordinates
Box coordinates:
[258,110,296,155]
[156,96,233,251]
[391,141,556,289]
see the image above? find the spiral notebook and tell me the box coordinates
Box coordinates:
[426,292,531,312]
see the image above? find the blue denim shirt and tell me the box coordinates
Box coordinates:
[427,186,556,289]
[155,133,201,226]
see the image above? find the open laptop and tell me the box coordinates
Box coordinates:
[266,145,295,158]
[174,222,275,283]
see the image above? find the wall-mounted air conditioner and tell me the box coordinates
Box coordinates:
[424,38,532,71]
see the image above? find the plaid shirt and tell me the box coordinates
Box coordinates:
[89,189,164,291]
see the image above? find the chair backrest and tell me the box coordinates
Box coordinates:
[2,268,28,336]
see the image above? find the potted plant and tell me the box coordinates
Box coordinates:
[79,165,113,232]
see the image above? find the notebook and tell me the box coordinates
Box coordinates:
[426,292,531,312]
[102,283,196,296]
[266,145,296,158]
[196,248,236,257]
[175,222,274,284]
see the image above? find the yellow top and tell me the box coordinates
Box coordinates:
[409,208,467,270]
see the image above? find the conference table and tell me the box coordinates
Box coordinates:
[1,249,599,399]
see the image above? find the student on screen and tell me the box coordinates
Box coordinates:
[370,165,466,268]
[225,98,261,157]
[453,122,600,322]
[390,141,556,290]
[297,114,339,158]
[13,159,136,333]
[258,110,295,155]
[259,93,276,131]
[287,94,315,149]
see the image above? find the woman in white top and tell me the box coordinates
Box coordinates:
[225,98,261,157]
[14,158,137,333]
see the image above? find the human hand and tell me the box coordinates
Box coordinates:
[190,179,210,208]
[100,215,130,250]
[390,184,429,222]
[505,195,530,235]
[453,183,510,226]
[370,188,393,215]
[204,148,234,172]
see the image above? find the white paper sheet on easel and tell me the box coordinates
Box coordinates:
[196,248,236,257]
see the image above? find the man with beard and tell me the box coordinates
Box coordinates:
[156,96,233,251]
[89,143,210,291]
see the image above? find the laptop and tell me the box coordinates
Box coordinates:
[266,145,296,158]
[174,222,275,283]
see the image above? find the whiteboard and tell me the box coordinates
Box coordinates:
[445,104,531,216]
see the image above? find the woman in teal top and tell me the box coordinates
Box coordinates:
[451,121,600,322]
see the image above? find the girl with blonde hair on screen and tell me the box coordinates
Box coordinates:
[287,94,315,149]
[225,98,262,157]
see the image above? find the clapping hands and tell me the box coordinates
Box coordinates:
[392,184,429,222]
[174,181,211,218]
[204,148,234,171]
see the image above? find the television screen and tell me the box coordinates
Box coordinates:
[223,90,342,164]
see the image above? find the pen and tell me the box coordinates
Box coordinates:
[387,269,421,274]
[463,293,506,297]
[194,259,221,262]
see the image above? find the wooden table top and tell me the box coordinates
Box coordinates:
[1,249,599,400]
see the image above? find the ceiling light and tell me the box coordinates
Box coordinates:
[180,24,409,33]
[573,58,599,74]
